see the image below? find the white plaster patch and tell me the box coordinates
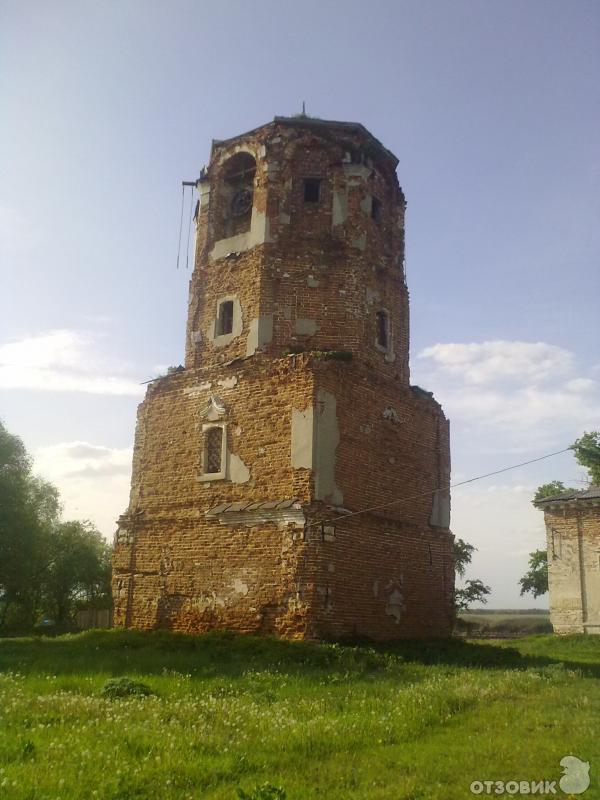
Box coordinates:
[217,376,238,389]
[323,525,336,542]
[351,233,367,251]
[295,318,318,336]
[385,589,405,623]
[228,452,250,483]
[366,287,380,306]
[314,389,343,505]
[332,188,348,226]
[383,407,400,424]
[246,314,274,357]
[184,382,212,397]
[231,578,249,596]
[291,407,314,469]
[209,207,272,261]
[343,163,372,180]
[307,275,320,288]
[430,490,451,529]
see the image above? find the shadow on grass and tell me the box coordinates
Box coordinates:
[0,628,598,681]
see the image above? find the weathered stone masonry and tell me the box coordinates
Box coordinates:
[112,116,455,639]
[536,487,600,635]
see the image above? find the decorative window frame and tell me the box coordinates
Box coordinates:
[199,422,228,482]
[216,299,234,336]
[211,295,242,349]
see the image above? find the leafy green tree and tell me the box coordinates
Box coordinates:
[571,431,600,484]
[519,549,548,598]
[0,420,111,630]
[533,480,574,503]
[43,521,111,624]
[453,538,491,612]
[0,422,60,627]
[455,579,492,611]
[453,538,475,578]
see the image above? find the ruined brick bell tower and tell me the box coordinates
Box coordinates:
[112,116,455,639]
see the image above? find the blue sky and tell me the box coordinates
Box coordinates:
[1,0,599,607]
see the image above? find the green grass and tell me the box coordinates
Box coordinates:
[459,611,552,636]
[0,630,599,799]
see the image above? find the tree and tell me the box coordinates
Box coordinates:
[453,538,491,612]
[533,480,574,503]
[571,431,600,484]
[519,549,548,598]
[0,421,60,627]
[43,521,111,623]
[453,538,476,578]
[0,419,111,630]
[455,579,492,612]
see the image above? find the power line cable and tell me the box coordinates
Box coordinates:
[175,184,185,270]
[309,446,573,528]
[185,186,194,270]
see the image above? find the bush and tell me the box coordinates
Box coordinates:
[100,677,154,699]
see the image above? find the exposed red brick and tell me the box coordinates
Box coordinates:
[113,117,455,640]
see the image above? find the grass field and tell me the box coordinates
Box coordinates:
[459,610,552,637]
[0,630,599,800]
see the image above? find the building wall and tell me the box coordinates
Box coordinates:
[185,120,409,385]
[544,504,600,635]
[113,354,454,638]
[114,118,454,640]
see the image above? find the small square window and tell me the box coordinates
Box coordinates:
[371,196,382,224]
[217,300,234,336]
[303,178,321,203]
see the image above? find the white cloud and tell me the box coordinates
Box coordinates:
[416,339,599,442]
[413,338,598,607]
[419,340,573,385]
[34,441,132,538]
[0,329,144,395]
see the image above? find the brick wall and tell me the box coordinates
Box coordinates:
[113,117,455,640]
[543,502,600,634]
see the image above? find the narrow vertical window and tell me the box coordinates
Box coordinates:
[371,196,382,224]
[204,427,224,474]
[303,178,321,203]
[217,300,234,336]
[376,310,389,350]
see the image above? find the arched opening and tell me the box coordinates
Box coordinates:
[217,152,256,239]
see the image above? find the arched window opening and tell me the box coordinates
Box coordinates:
[219,152,256,239]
